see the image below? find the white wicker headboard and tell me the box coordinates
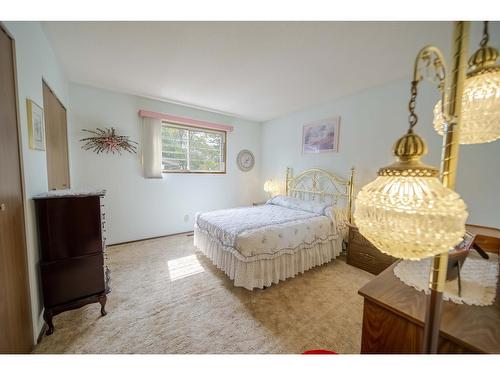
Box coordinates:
[285,167,355,223]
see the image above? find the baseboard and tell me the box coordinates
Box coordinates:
[35,310,46,344]
[110,231,194,247]
[36,323,47,344]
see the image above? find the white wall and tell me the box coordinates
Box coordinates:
[4,20,499,345]
[3,21,71,342]
[261,78,500,228]
[69,83,262,244]
[261,21,500,229]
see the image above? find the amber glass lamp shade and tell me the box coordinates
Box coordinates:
[353,131,468,260]
[433,43,500,144]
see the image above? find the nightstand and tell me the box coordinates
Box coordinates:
[347,224,396,275]
[252,202,267,206]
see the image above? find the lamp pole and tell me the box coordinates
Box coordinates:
[422,21,469,354]
[354,19,499,353]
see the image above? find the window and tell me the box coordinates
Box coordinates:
[161,122,226,173]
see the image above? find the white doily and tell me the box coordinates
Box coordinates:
[394,253,499,306]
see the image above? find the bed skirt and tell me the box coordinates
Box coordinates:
[194,228,343,290]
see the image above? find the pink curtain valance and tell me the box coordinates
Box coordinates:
[138,110,234,133]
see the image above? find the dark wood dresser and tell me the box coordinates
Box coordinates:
[347,224,396,275]
[34,191,109,335]
[358,261,500,353]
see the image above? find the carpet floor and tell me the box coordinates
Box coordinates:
[34,233,374,354]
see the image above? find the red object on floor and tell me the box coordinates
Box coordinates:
[302,349,337,354]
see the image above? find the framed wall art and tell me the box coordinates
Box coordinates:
[302,116,340,154]
[26,98,45,151]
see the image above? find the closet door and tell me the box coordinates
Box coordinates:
[0,25,33,353]
[43,81,70,190]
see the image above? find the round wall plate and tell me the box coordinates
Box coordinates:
[237,149,255,172]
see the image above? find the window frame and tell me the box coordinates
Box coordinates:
[161,121,227,174]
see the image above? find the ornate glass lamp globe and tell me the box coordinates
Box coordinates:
[433,29,500,144]
[264,179,279,198]
[353,131,468,260]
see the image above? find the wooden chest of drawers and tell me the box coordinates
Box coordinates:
[347,224,396,275]
[34,192,109,336]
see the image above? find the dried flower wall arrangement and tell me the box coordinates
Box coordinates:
[80,127,138,154]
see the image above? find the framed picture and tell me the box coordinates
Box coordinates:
[453,231,476,252]
[302,117,340,154]
[446,231,476,290]
[26,98,45,151]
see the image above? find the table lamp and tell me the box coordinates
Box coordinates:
[264,179,279,198]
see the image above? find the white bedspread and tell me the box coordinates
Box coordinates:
[195,204,339,262]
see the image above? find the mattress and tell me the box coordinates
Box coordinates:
[195,203,340,262]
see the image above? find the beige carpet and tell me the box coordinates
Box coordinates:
[34,234,374,354]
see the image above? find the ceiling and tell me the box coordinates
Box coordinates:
[42,21,460,122]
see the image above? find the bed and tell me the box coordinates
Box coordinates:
[194,167,356,290]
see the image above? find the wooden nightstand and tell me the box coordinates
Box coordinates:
[358,262,500,353]
[347,224,396,275]
[252,202,267,206]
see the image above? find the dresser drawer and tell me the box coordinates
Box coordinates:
[35,195,103,262]
[348,243,395,275]
[40,253,105,308]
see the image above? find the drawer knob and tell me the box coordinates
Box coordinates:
[360,252,376,262]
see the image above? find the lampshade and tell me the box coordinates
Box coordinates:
[264,180,273,193]
[433,30,500,144]
[353,131,468,260]
[264,180,279,196]
[433,69,500,144]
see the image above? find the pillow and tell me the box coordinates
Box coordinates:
[266,195,330,215]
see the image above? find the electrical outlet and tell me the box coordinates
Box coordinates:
[184,214,189,223]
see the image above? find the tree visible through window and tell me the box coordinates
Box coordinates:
[161,123,226,173]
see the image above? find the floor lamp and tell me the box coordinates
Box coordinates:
[353,21,500,353]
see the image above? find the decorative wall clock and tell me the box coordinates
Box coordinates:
[236,149,255,172]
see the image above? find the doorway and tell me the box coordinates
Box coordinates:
[0,25,34,353]
[42,81,70,190]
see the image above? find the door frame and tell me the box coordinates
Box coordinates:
[0,21,34,345]
[41,78,67,111]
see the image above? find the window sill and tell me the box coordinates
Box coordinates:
[162,170,226,175]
